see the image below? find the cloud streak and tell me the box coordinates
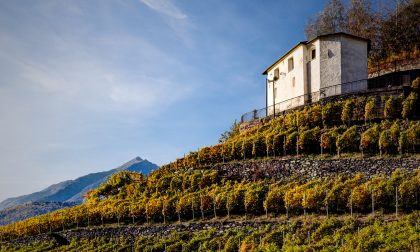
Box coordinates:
[140,0,187,19]
[0,0,198,201]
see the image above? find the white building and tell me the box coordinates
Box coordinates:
[262,32,369,115]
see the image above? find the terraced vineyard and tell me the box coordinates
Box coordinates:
[3,213,420,251]
[1,79,419,251]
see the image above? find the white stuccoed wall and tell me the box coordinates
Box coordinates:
[266,45,306,114]
[320,37,342,94]
[306,40,321,94]
[340,36,368,93]
[265,34,368,114]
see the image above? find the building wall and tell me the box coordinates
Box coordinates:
[306,40,321,95]
[341,36,368,93]
[265,34,368,115]
[319,36,342,97]
[266,45,306,114]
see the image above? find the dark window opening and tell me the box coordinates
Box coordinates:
[288,57,294,72]
[274,68,279,80]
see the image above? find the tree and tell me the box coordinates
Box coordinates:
[305,0,347,39]
[380,1,420,56]
[346,0,375,39]
[219,121,240,143]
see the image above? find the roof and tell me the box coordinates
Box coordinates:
[262,32,370,75]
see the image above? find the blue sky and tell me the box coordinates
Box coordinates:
[0,0,328,201]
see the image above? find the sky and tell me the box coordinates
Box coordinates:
[0,0,328,202]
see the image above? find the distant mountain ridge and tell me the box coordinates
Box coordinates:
[0,202,77,226]
[0,157,157,211]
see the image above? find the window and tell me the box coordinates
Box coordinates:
[274,68,279,80]
[274,87,277,99]
[288,57,294,72]
[311,49,316,60]
[292,77,295,87]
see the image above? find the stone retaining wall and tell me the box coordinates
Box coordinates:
[209,157,420,181]
[3,221,277,247]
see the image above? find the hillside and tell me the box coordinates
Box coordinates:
[0,81,419,251]
[0,157,157,226]
[3,213,420,251]
[0,202,76,226]
[0,157,157,211]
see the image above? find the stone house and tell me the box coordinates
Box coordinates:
[262,32,369,115]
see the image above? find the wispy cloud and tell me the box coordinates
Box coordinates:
[109,76,193,109]
[0,0,201,201]
[140,0,187,19]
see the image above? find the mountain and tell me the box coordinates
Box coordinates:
[0,202,77,226]
[0,157,157,211]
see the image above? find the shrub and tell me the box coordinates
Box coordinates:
[200,170,218,189]
[399,123,420,154]
[360,124,380,154]
[364,97,376,123]
[379,122,399,154]
[341,99,355,126]
[284,185,304,211]
[354,96,367,121]
[229,183,247,214]
[298,127,320,154]
[285,131,298,155]
[265,132,275,157]
[379,130,393,155]
[263,186,285,214]
[307,104,322,127]
[384,96,402,119]
[402,92,418,119]
[284,112,297,129]
[251,133,266,158]
[296,108,309,128]
[244,184,266,214]
[232,140,242,160]
[398,131,410,154]
[265,132,285,157]
[320,127,342,154]
[411,77,419,91]
[336,126,359,154]
[241,138,253,160]
[226,141,238,160]
[351,183,370,211]
[145,197,163,221]
[398,178,417,210]
[322,101,342,127]
[213,189,228,214]
[302,184,325,211]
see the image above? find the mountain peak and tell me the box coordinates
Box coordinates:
[0,157,157,211]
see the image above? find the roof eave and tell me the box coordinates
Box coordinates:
[262,41,307,75]
[262,32,371,76]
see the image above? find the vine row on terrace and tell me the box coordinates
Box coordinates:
[2,168,420,241]
[159,78,419,174]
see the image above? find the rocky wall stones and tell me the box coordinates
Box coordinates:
[210,156,420,181]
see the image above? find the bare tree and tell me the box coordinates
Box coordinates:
[305,0,347,40]
[346,0,374,38]
[305,0,419,62]
[381,0,420,56]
